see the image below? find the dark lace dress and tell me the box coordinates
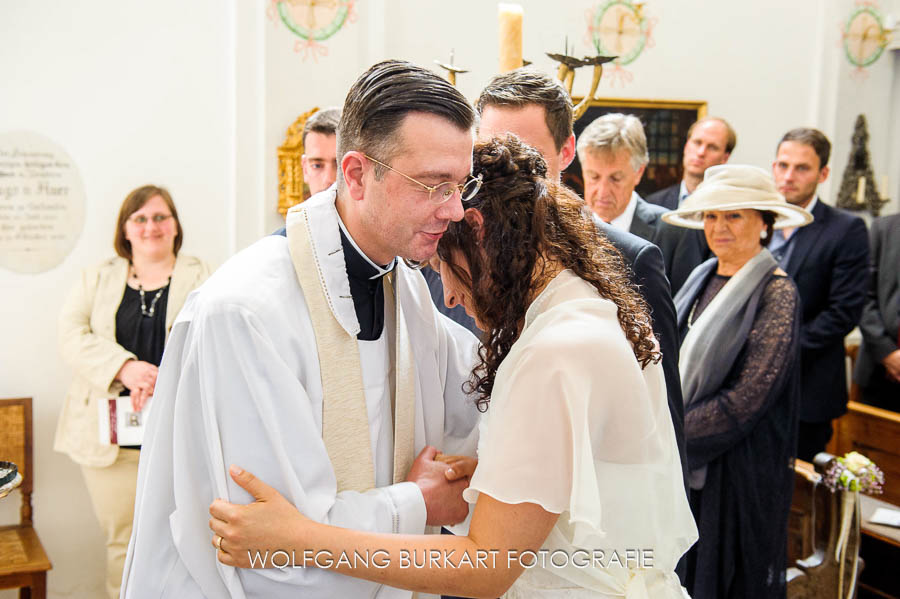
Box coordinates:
[682,273,802,599]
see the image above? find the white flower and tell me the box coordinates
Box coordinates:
[843,451,872,473]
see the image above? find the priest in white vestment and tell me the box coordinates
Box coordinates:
[121,60,482,598]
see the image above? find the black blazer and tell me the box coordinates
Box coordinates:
[629,196,710,296]
[593,215,687,480]
[784,200,869,422]
[646,182,681,211]
[853,214,900,392]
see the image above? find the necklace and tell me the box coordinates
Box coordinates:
[130,263,172,318]
[686,298,699,330]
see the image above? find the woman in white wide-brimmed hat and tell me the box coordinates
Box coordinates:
[661,164,811,599]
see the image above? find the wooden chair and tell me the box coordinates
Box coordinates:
[787,454,863,599]
[0,398,51,598]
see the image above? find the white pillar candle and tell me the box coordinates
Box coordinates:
[498,3,523,73]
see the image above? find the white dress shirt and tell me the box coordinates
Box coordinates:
[608,192,640,232]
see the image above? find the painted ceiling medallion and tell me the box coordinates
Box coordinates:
[587,1,657,88]
[270,0,357,62]
[842,1,891,74]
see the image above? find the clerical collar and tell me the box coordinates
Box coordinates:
[336,216,395,340]
[337,217,397,280]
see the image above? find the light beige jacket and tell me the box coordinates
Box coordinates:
[54,254,210,467]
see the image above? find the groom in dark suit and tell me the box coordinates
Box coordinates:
[854,213,900,410]
[771,128,870,460]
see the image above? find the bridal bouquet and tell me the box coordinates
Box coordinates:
[823,451,885,495]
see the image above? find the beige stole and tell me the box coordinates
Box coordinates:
[287,206,416,492]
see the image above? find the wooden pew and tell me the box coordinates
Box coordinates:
[828,401,900,507]
[824,384,900,598]
[858,495,900,598]
[787,455,863,599]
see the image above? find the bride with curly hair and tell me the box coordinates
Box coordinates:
[208,136,697,598]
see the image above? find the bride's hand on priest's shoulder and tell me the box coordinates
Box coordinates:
[406,446,471,527]
[209,465,306,568]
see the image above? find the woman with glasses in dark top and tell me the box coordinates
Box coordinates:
[54,184,210,599]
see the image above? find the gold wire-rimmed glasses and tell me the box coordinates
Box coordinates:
[363,154,482,204]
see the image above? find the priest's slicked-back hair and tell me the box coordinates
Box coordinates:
[475,68,574,152]
[336,60,475,187]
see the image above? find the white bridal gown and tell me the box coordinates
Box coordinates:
[462,270,698,599]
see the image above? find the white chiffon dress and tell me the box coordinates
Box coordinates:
[462,270,698,598]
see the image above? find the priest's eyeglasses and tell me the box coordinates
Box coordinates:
[363,154,482,204]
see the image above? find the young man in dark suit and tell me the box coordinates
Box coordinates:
[854,212,900,410]
[771,128,870,460]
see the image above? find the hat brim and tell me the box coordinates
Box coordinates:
[661,200,814,230]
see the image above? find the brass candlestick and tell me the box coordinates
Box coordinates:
[435,50,469,87]
[573,56,616,120]
[547,37,615,120]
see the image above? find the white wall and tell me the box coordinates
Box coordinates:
[0,0,235,596]
[1,0,897,596]
[261,0,897,217]
[829,0,899,222]
[889,49,900,215]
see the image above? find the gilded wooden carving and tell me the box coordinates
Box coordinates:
[277,106,320,217]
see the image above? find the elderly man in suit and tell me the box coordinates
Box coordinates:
[577,113,706,296]
[771,127,870,460]
[854,212,900,411]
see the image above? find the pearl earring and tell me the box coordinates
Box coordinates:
[760,230,768,239]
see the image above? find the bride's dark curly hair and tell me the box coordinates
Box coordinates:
[438,135,660,412]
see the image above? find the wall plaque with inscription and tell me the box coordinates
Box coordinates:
[0,131,86,273]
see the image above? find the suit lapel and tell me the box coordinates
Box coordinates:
[664,186,680,210]
[786,200,827,276]
[883,216,900,333]
[629,197,657,241]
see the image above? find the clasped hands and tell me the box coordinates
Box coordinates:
[209,446,477,568]
[116,359,157,412]
[883,349,900,384]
